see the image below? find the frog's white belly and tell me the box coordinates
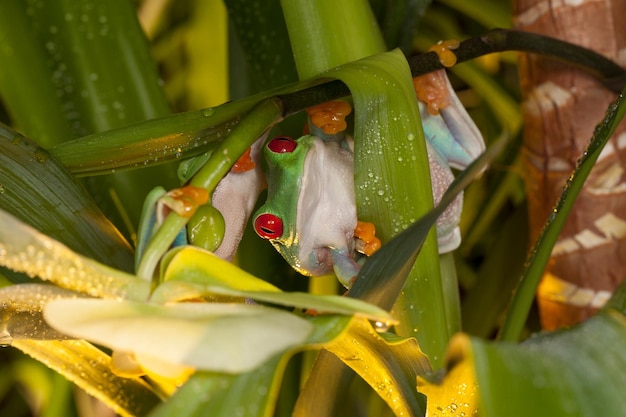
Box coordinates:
[296,137,357,275]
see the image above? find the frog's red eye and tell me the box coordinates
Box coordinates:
[267,136,297,153]
[254,213,283,239]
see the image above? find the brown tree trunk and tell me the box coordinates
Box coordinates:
[513,0,626,330]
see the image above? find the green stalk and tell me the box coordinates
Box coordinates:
[137,98,284,281]
[281,0,386,79]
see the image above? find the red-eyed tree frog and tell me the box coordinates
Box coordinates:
[140,68,484,288]
[252,70,485,288]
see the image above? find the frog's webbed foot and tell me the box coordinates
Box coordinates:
[354,221,381,256]
[306,100,352,142]
[413,40,485,171]
[330,248,361,288]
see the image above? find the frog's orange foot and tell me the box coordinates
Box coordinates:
[413,69,451,116]
[232,147,256,173]
[306,100,352,135]
[354,220,381,256]
[413,39,460,115]
[428,39,460,67]
[158,185,209,219]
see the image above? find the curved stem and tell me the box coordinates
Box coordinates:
[51,29,626,176]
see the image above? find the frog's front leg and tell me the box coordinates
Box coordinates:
[414,39,485,170]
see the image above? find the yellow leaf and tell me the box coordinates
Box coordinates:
[417,334,479,417]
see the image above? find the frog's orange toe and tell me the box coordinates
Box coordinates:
[428,39,460,68]
[306,100,352,135]
[354,221,381,256]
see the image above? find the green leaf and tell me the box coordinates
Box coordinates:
[224,0,299,93]
[473,311,626,416]
[13,339,160,417]
[154,246,394,323]
[50,99,256,177]
[281,0,387,79]
[148,357,286,417]
[498,85,626,342]
[43,299,314,374]
[0,209,149,301]
[0,0,180,232]
[149,316,353,417]
[0,124,134,272]
[322,48,446,364]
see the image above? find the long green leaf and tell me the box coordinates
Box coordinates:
[474,311,626,416]
[498,86,626,342]
[224,0,299,93]
[13,339,160,417]
[0,124,133,271]
[0,209,149,301]
[0,0,180,233]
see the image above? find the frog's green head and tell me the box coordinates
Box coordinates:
[252,135,314,256]
[253,134,360,283]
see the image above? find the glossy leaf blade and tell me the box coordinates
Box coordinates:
[154,246,394,322]
[324,319,431,417]
[474,312,626,416]
[225,0,298,93]
[13,339,160,417]
[0,284,80,342]
[322,48,445,364]
[498,86,626,342]
[281,0,386,79]
[149,316,353,417]
[148,358,285,417]
[44,299,313,374]
[0,125,134,271]
[0,209,149,301]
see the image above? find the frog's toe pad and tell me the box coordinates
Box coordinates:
[306,100,352,135]
[354,221,382,256]
[437,226,461,254]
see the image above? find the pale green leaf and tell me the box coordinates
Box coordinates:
[44,299,313,374]
[0,209,150,301]
[155,246,394,322]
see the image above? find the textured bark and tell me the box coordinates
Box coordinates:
[513,0,626,329]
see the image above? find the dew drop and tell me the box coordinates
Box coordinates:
[373,320,391,333]
[202,108,216,117]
